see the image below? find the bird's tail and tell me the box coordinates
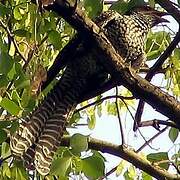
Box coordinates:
[10,67,86,175]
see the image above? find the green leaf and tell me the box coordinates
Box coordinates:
[148,0,155,7]
[48,30,62,49]
[84,0,103,19]
[127,166,136,178]
[0,52,14,75]
[110,0,145,14]
[147,152,169,169]
[82,155,105,179]
[0,129,7,143]
[142,171,153,180]
[169,127,179,143]
[13,7,22,20]
[107,101,117,116]
[11,161,28,180]
[116,160,126,176]
[147,50,161,60]
[110,1,129,14]
[69,112,81,125]
[14,29,31,38]
[87,113,96,130]
[9,41,15,56]
[0,75,8,88]
[1,142,11,158]
[8,63,16,80]
[0,121,12,129]
[96,104,102,117]
[0,4,10,17]
[2,162,11,178]
[73,157,83,173]
[9,121,19,134]
[15,78,30,89]
[70,133,88,153]
[123,169,133,180]
[50,157,71,176]
[0,97,21,116]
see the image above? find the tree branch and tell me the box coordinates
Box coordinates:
[139,119,178,129]
[61,136,180,179]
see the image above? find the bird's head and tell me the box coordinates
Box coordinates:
[131,6,169,27]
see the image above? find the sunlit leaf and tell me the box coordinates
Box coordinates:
[87,113,96,130]
[116,160,127,176]
[9,41,15,56]
[13,7,22,20]
[142,171,153,180]
[107,101,117,116]
[0,97,22,116]
[2,162,11,178]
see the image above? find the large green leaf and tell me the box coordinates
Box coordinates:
[82,154,105,179]
[84,0,103,19]
[147,152,169,170]
[50,157,72,176]
[0,97,21,116]
[0,4,10,17]
[0,52,14,75]
[70,133,88,153]
[48,30,62,49]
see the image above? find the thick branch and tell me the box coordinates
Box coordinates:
[43,0,180,128]
[61,136,180,179]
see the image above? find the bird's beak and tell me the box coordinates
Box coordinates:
[153,10,169,23]
[144,9,169,24]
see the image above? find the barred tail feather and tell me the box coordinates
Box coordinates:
[34,94,77,175]
[10,68,74,160]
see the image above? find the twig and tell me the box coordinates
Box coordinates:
[136,126,168,152]
[75,95,133,113]
[99,165,117,180]
[115,86,125,145]
[139,119,178,129]
[171,162,180,175]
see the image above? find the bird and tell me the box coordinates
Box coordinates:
[10,5,168,176]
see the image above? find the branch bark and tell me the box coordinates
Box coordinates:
[61,136,180,179]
